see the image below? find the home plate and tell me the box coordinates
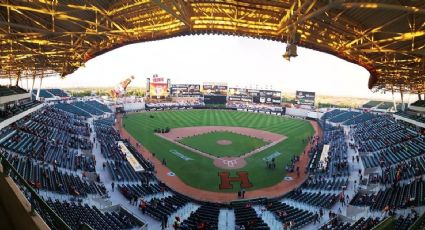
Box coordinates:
[283,176,293,181]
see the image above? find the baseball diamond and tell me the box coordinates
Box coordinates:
[123,110,314,193]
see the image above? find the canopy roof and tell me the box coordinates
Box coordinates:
[0,0,424,93]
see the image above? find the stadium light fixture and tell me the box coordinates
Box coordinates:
[283,43,298,61]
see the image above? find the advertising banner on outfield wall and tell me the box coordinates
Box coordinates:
[228,95,253,102]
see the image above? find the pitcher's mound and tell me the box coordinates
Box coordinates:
[217,140,232,145]
[214,157,246,169]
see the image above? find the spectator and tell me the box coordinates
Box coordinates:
[173,216,181,229]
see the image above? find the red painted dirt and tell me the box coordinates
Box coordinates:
[116,115,322,203]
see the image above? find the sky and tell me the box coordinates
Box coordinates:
[5,35,409,100]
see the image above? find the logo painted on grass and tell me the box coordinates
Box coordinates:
[218,171,253,190]
[169,149,193,161]
[262,151,282,161]
[222,159,238,168]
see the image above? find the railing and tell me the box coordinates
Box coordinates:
[0,154,72,230]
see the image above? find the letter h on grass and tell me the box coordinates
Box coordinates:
[218,171,253,190]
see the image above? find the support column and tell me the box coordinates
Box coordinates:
[20,77,24,89]
[36,76,43,101]
[15,72,21,86]
[407,93,412,108]
[419,93,422,101]
[400,91,405,112]
[30,73,36,101]
[392,92,397,112]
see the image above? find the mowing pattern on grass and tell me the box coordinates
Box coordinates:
[123,110,314,192]
[178,131,269,158]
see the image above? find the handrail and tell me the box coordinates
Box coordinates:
[0,154,72,230]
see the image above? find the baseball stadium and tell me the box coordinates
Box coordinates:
[0,1,425,230]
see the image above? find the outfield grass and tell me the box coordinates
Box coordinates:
[123,110,314,192]
[179,131,269,157]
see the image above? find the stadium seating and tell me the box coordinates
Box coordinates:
[118,183,163,198]
[180,204,220,229]
[36,199,144,230]
[1,86,12,95]
[362,100,382,108]
[6,153,103,196]
[54,103,91,117]
[397,103,408,111]
[343,112,375,125]
[320,109,345,120]
[354,119,418,153]
[349,192,375,207]
[302,177,348,191]
[320,217,382,230]
[284,190,337,209]
[267,201,316,228]
[85,100,112,113]
[234,204,270,229]
[95,121,154,174]
[328,111,361,123]
[395,111,425,123]
[310,123,349,177]
[411,100,425,108]
[47,88,68,97]
[361,137,425,168]
[144,194,191,221]
[410,212,425,230]
[33,106,91,137]
[71,101,104,116]
[0,105,98,177]
[106,160,145,182]
[377,102,393,110]
[94,117,115,126]
[369,180,425,211]
[33,89,54,98]
[378,156,425,185]
[0,85,28,96]
[1,100,41,120]
[395,215,418,230]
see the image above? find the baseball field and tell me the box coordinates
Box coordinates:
[123,110,314,192]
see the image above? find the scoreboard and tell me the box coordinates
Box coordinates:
[170,84,201,97]
[251,90,282,105]
[147,74,169,99]
[228,88,281,105]
[202,82,228,95]
[204,95,227,105]
[296,91,316,106]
